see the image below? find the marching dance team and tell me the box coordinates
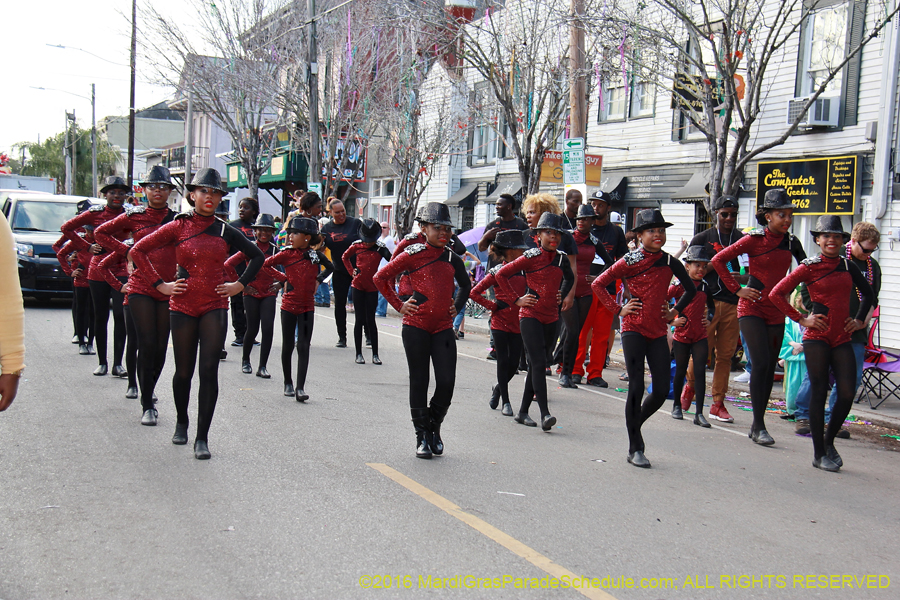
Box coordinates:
[57,176,880,472]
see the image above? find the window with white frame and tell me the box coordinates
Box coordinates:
[630,81,655,117]
[800,4,848,96]
[599,85,627,121]
[470,82,498,165]
[371,178,398,202]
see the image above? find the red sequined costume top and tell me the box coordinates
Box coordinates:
[225,240,279,298]
[56,237,92,288]
[470,265,525,334]
[374,242,471,334]
[770,254,874,347]
[495,246,575,325]
[710,227,806,325]
[130,211,265,318]
[593,248,696,339]
[262,248,333,314]
[572,229,614,298]
[60,204,125,282]
[342,240,392,292]
[95,205,176,301]
[391,232,466,299]
[667,279,715,344]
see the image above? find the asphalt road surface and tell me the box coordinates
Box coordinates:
[2,301,898,600]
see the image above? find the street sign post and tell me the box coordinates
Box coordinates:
[562,137,586,184]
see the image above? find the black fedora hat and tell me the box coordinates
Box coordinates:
[417,202,453,227]
[682,245,711,263]
[810,215,850,242]
[252,213,277,229]
[575,204,596,219]
[100,176,129,194]
[186,167,228,195]
[139,165,174,187]
[589,189,612,204]
[493,229,529,250]
[761,188,794,210]
[286,216,319,236]
[535,212,569,233]
[359,218,381,243]
[631,208,674,232]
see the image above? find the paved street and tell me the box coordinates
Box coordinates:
[2,301,899,600]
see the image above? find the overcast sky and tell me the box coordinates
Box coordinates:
[2,0,185,155]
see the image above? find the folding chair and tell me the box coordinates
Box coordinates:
[856,307,900,409]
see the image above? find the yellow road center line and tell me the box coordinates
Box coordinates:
[367,463,619,600]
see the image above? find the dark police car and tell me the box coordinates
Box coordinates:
[1,192,100,300]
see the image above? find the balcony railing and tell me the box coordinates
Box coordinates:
[164,145,210,172]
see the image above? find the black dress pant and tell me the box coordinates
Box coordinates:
[352,288,379,355]
[561,295,593,375]
[331,270,353,342]
[401,325,457,411]
[230,293,247,341]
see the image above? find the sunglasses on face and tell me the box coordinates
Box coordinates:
[145,183,172,191]
[718,211,737,218]
[857,244,877,254]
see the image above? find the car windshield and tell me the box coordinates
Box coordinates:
[11,201,80,233]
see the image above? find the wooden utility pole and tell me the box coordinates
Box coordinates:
[307,0,321,190]
[569,0,586,139]
[127,0,137,186]
[91,83,98,197]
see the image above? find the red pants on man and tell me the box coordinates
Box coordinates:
[573,296,615,381]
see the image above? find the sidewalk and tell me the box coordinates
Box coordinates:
[455,310,900,430]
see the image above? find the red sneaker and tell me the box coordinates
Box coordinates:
[709,402,734,423]
[680,385,694,411]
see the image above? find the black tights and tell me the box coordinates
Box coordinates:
[89,280,125,367]
[129,294,170,410]
[492,329,523,407]
[739,317,785,432]
[124,305,137,388]
[805,341,857,459]
[519,317,559,418]
[672,339,708,414]
[401,326,457,411]
[281,310,314,388]
[170,309,227,442]
[561,295,593,375]
[352,288,378,355]
[243,295,276,368]
[332,271,352,342]
[622,333,671,454]
[74,286,94,345]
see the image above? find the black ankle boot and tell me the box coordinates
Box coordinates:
[429,404,449,456]
[411,408,433,459]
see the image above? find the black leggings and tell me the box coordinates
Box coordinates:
[492,329,523,407]
[673,339,708,413]
[332,270,353,342]
[74,286,94,345]
[129,294,170,410]
[281,310,314,388]
[170,309,227,442]
[519,317,559,418]
[805,341,857,459]
[243,295,276,368]
[401,325,457,411]
[622,333,671,454]
[230,293,246,340]
[352,288,378,355]
[89,279,125,367]
[124,305,137,388]
[561,295,593,375]
[739,317,785,432]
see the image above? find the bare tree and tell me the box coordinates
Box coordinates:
[141,0,299,197]
[604,0,900,210]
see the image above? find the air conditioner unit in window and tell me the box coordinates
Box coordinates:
[787,96,840,128]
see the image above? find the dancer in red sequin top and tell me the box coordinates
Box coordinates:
[342,219,392,365]
[470,229,529,416]
[709,188,806,447]
[666,246,716,427]
[591,208,695,468]
[769,216,874,472]
[495,211,575,432]
[130,168,264,460]
[373,203,471,459]
[60,176,128,377]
